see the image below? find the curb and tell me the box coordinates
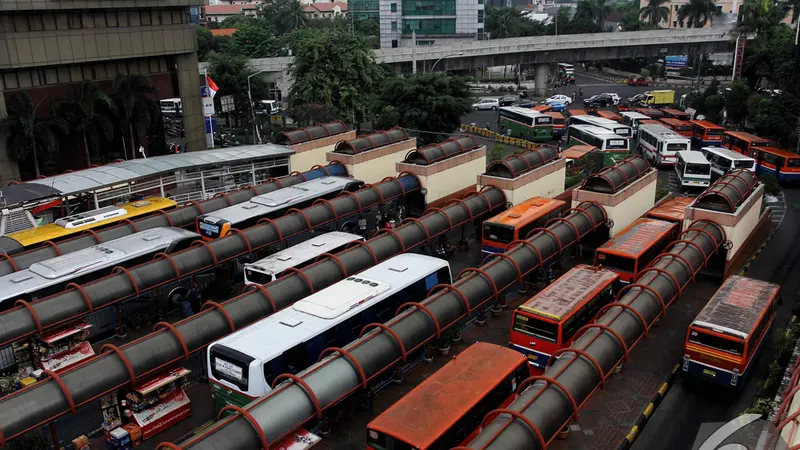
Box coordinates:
[738,226,778,276]
[615,364,680,450]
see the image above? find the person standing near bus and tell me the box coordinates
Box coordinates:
[358,216,368,239]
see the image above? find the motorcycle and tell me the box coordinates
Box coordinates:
[434,240,456,258]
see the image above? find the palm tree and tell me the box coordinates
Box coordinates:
[640,0,670,26]
[677,0,719,27]
[0,93,68,177]
[486,7,527,38]
[55,80,116,167]
[737,0,789,35]
[592,0,612,30]
[113,74,159,160]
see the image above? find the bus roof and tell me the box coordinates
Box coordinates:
[692,275,779,339]
[753,146,800,158]
[562,145,598,160]
[570,124,621,137]
[568,109,588,117]
[662,109,689,117]
[598,218,676,258]
[660,118,691,127]
[701,146,755,161]
[690,119,724,130]
[646,196,693,222]
[596,111,622,120]
[543,111,564,119]
[620,111,650,119]
[724,131,769,144]
[245,231,363,276]
[639,120,661,125]
[532,105,552,112]
[636,108,661,115]
[571,115,618,125]
[677,150,709,164]
[519,265,619,321]
[367,343,525,448]
[210,253,448,361]
[501,106,544,117]
[639,124,687,140]
[485,197,566,227]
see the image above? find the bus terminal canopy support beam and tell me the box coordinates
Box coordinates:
[582,155,650,194]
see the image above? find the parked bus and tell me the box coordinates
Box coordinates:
[595,218,678,283]
[567,115,632,138]
[567,109,588,117]
[244,232,364,286]
[659,118,693,138]
[509,265,619,371]
[661,108,691,120]
[645,196,693,226]
[566,125,631,152]
[0,197,177,256]
[620,111,651,130]
[675,151,712,189]
[498,106,554,142]
[691,120,725,146]
[723,131,770,158]
[699,146,756,179]
[207,253,451,410]
[482,197,566,257]
[544,111,566,136]
[366,343,529,450]
[637,123,691,166]
[532,105,553,114]
[635,108,664,119]
[595,110,624,123]
[682,276,779,388]
[752,146,800,182]
[0,227,198,308]
[196,176,363,240]
[159,98,182,116]
[559,62,576,84]
[638,120,661,126]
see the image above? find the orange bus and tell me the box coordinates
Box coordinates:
[638,119,661,126]
[545,111,566,136]
[752,146,800,182]
[682,276,779,388]
[595,110,623,123]
[366,343,529,450]
[567,109,588,117]
[723,131,770,158]
[691,120,725,146]
[661,108,691,120]
[659,118,693,138]
[645,196,693,226]
[510,265,619,372]
[533,105,553,113]
[482,197,567,257]
[636,108,664,119]
[594,218,678,283]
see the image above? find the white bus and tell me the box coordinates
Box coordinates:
[699,146,756,179]
[568,115,632,138]
[196,176,363,240]
[244,232,364,286]
[160,98,182,116]
[675,151,711,189]
[559,63,575,84]
[207,253,452,410]
[620,111,651,130]
[637,123,691,167]
[566,125,631,152]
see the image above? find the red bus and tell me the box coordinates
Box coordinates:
[661,108,691,120]
[645,196,693,227]
[595,110,623,123]
[481,197,566,257]
[594,218,678,283]
[659,118,693,138]
[752,146,800,182]
[544,111,566,136]
[723,131,770,158]
[691,120,725,146]
[567,109,588,117]
[635,108,664,119]
[533,105,553,113]
[638,119,661,126]
[510,265,619,372]
[682,276,779,388]
[366,342,528,450]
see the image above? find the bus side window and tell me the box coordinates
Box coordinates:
[263,356,285,387]
[436,266,451,285]
[748,317,768,357]
[283,343,308,374]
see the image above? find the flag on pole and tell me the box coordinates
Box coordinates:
[206,75,219,98]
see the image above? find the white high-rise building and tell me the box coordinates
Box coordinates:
[375,0,485,49]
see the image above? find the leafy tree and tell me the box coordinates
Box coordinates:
[550,7,573,34]
[571,0,603,33]
[724,79,750,127]
[207,52,269,125]
[196,26,213,61]
[592,0,612,30]
[288,28,384,127]
[113,74,159,160]
[747,93,800,146]
[228,20,281,58]
[291,103,339,125]
[639,0,670,26]
[259,0,309,35]
[54,80,116,166]
[220,14,259,29]
[703,94,724,123]
[485,7,531,38]
[373,73,472,146]
[737,0,788,35]
[0,93,68,177]
[677,0,719,27]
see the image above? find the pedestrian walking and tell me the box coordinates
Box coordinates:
[358,216,367,239]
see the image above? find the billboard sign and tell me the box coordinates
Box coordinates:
[666,55,689,68]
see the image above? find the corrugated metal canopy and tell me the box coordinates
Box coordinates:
[334,128,409,155]
[403,137,480,165]
[0,183,61,205]
[25,145,294,196]
[693,169,758,213]
[582,155,650,194]
[485,145,558,178]
[274,121,348,145]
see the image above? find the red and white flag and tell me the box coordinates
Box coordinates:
[206,75,219,98]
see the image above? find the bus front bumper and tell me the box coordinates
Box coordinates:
[512,344,551,369]
[681,356,740,387]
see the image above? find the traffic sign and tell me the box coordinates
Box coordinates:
[220,95,235,113]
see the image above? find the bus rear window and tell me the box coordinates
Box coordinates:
[513,313,558,342]
[606,139,628,149]
[734,160,755,169]
[706,129,723,136]
[596,253,635,274]
[245,269,274,285]
[210,350,250,391]
[484,223,515,244]
[678,126,692,132]
[686,163,710,175]
[689,328,744,356]
[613,128,630,136]
[787,158,800,168]
[535,116,552,125]
[667,143,689,152]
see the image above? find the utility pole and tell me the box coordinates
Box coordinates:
[412,31,417,74]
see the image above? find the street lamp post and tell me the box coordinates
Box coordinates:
[247,69,268,144]
[429,52,464,72]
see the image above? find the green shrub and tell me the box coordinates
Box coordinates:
[759,173,781,195]
[565,173,586,189]
[488,145,506,162]
[655,187,670,201]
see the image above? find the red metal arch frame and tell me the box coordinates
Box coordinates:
[777,409,800,436]
[479,408,546,449]
[100,344,137,384]
[14,300,42,333]
[213,192,234,206]
[81,228,102,245]
[637,267,682,298]
[381,176,407,197]
[545,217,583,242]
[458,267,499,302]
[547,347,608,389]
[696,189,736,213]
[463,189,493,214]
[508,239,545,269]
[597,303,651,337]
[575,323,630,361]
[337,191,363,213]
[712,180,744,199]
[405,149,431,165]
[112,266,141,297]
[120,219,138,233]
[282,267,316,294]
[445,198,474,222]
[271,373,323,419]
[423,207,454,229]
[287,207,313,232]
[153,252,181,279]
[401,217,431,242]
[364,183,385,204]
[155,443,183,450]
[363,134,377,150]
[516,375,579,421]
[685,219,726,243]
[256,217,284,242]
[265,177,285,188]
[587,171,618,192]
[481,253,523,284]
[397,171,422,192]
[45,370,77,414]
[395,302,441,338]
[216,405,270,449]
[671,239,708,261]
[359,323,408,363]
[376,228,406,253]
[190,240,219,267]
[201,301,236,332]
[290,170,308,181]
[427,284,471,319]
[313,198,339,221]
[229,229,253,255]
[318,347,368,389]
[316,252,348,278]
[524,227,564,255]
[310,164,332,176]
[617,283,667,318]
[243,284,278,313]
[67,282,93,313]
[345,240,379,265]
[154,321,190,360]
[563,206,597,229]
[245,185,259,196]
[154,209,175,227]
[683,226,722,250]
[576,200,608,224]
[649,252,697,282]
[183,200,206,215]
[40,240,64,256]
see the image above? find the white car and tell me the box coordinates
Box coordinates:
[602,93,621,105]
[472,98,499,111]
[545,94,572,105]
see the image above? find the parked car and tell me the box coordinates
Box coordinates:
[499,96,517,107]
[583,93,614,108]
[472,98,500,111]
[546,101,567,112]
[516,99,536,108]
[627,93,646,104]
[545,94,572,105]
[602,93,621,105]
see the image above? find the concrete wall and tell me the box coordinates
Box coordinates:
[572,169,658,236]
[289,131,357,173]
[477,158,566,205]
[326,138,417,184]
[396,146,487,207]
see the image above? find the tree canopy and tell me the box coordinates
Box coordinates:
[639,0,670,26]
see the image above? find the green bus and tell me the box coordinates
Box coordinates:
[498,106,553,142]
[565,124,631,168]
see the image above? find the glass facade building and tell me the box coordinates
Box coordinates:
[351,0,380,19]
[378,0,484,49]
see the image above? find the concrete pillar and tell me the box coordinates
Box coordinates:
[0,83,21,184]
[175,52,206,152]
[535,64,549,97]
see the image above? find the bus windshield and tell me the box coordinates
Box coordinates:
[483,223,514,243]
[689,329,744,356]
[512,313,558,342]
[706,129,723,136]
[667,142,689,152]
[788,158,800,168]
[596,253,635,273]
[606,138,628,150]
[686,163,710,175]
[734,159,755,169]
[244,268,273,285]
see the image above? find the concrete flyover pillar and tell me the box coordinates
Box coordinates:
[175,52,206,152]
[535,64,549,97]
